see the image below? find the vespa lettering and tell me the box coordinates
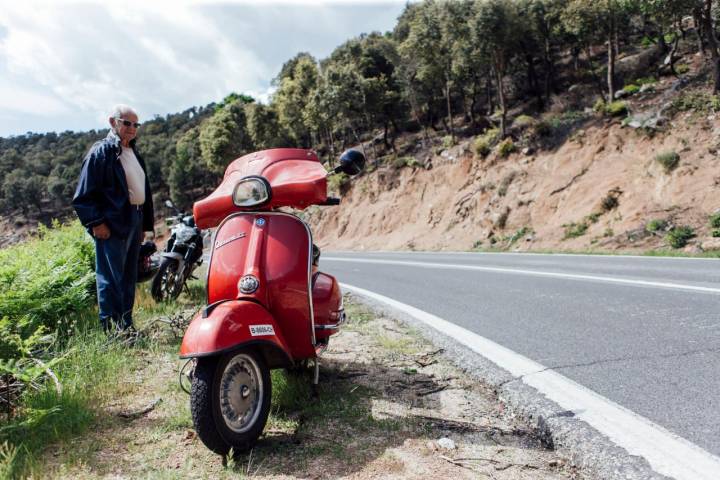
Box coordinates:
[249,324,275,336]
[215,232,247,249]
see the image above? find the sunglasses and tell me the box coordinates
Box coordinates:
[115,118,141,128]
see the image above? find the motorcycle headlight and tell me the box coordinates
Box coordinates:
[233,176,271,208]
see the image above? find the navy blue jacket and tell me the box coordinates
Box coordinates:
[72,131,154,239]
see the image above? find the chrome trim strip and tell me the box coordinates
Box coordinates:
[313,308,345,331]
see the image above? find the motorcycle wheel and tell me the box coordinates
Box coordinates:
[190,350,272,455]
[150,258,181,302]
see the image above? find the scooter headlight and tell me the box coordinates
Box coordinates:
[232,176,271,208]
[239,275,259,294]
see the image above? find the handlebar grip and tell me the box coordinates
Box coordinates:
[323,197,341,205]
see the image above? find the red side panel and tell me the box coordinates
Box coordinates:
[179,301,290,359]
[193,149,328,229]
[206,212,316,359]
[312,272,342,339]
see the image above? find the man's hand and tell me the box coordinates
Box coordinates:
[92,223,111,240]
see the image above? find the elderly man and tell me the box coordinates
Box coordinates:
[73,104,154,333]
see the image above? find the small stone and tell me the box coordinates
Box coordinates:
[437,437,456,450]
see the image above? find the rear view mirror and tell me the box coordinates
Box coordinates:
[334,149,365,176]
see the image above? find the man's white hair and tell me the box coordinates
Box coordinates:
[110,104,137,120]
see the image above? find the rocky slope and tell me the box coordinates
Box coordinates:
[309,89,720,255]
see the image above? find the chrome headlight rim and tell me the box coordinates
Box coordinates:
[232,175,272,208]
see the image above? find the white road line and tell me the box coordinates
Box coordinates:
[342,283,720,480]
[325,257,720,294]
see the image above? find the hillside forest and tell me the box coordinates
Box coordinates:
[1,0,720,241]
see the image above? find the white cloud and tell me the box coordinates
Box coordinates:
[0,1,406,136]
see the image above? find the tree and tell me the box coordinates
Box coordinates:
[701,0,720,92]
[244,102,291,150]
[473,0,522,137]
[563,0,636,101]
[273,53,320,147]
[199,99,254,174]
[168,127,214,208]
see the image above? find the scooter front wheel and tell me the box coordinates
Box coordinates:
[190,350,272,454]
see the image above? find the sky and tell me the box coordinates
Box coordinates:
[0,0,407,137]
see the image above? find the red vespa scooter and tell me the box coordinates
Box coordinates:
[180,148,365,455]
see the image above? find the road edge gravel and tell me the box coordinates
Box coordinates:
[347,292,672,480]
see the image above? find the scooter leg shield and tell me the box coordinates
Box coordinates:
[180,300,292,368]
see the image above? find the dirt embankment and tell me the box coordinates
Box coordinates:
[309,110,720,255]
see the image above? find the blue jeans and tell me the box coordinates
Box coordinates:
[95,208,142,331]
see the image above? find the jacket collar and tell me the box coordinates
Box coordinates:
[105,130,137,152]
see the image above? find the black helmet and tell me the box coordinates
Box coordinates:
[137,241,159,283]
[337,149,366,175]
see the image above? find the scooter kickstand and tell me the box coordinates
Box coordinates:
[311,359,320,398]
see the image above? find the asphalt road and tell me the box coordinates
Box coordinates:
[321,251,720,457]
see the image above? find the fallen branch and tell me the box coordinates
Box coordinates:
[118,397,162,419]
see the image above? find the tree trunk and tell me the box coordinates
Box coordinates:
[543,39,554,107]
[485,75,494,116]
[494,65,507,138]
[703,0,720,93]
[607,32,616,101]
[694,7,707,56]
[445,79,454,143]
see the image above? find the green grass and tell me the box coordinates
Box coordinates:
[0,328,138,477]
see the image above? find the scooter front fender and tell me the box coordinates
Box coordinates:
[179,300,292,368]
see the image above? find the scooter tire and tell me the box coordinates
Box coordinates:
[150,258,179,302]
[212,349,272,452]
[190,357,230,455]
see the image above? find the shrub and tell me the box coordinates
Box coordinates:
[646,219,668,233]
[534,120,552,137]
[671,91,720,113]
[473,128,499,158]
[635,76,657,86]
[586,212,600,223]
[606,101,628,117]
[709,212,720,229]
[0,221,95,343]
[441,135,455,149]
[392,156,419,169]
[563,222,589,239]
[601,194,619,211]
[327,172,350,192]
[622,84,640,95]
[593,99,606,113]
[712,230,720,238]
[655,151,680,173]
[665,226,695,248]
[676,64,690,74]
[513,114,536,129]
[474,138,491,157]
[497,138,516,157]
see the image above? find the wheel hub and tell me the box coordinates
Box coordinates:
[219,355,262,433]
